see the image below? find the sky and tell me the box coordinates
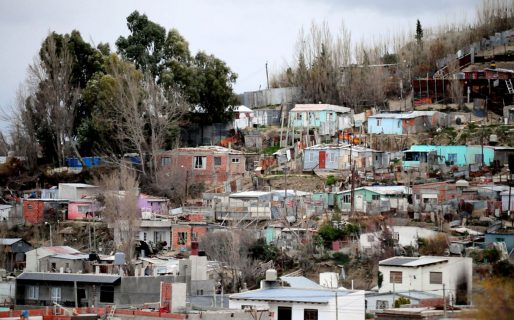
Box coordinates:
[0,0,481,131]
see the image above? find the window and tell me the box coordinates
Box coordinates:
[161,157,171,166]
[51,263,57,272]
[193,156,207,169]
[342,194,351,203]
[100,285,114,303]
[296,113,302,120]
[474,153,483,164]
[214,157,222,166]
[430,272,443,284]
[154,231,165,243]
[376,119,382,126]
[142,232,147,241]
[304,309,318,320]
[51,287,61,302]
[77,205,90,213]
[390,271,402,284]
[447,153,457,164]
[27,286,39,300]
[376,300,389,309]
[329,153,335,162]
[178,232,188,245]
[231,158,240,163]
[371,195,380,201]
[192,232,198,241]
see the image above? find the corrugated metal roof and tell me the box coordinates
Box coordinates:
[369,111,437,119]
[51,254,90,260]
[173,146,244,154]
[281,276,323,289]
[379,256,448,267]
[290,104,351,113]
[229,191,272,199]
[27,246,81,256]
[230,287,350,303]
[338,186,411,195]
[0,238,22,245]
[17,272,120,284]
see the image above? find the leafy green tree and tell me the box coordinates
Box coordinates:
[116,10,166,77]
[394,296,411,308]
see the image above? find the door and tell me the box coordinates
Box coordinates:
[356,195,363,211]
[277,306,292,320]
[319,151,326,169]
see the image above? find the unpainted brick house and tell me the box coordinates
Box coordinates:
[158,146,246,187]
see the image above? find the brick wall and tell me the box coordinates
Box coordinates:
[23,200,45,224]
[171,225,208,250]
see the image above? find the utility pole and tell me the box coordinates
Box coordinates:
[443,284,447,317]
[265,61,269,89]
[335,290,339,320]
[508,170,512,227]
[284,167,288,217]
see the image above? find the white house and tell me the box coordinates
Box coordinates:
[360,226,446,255]
[378,256,472,305]
[365,290,442,313]
[58,183,99,201]
[139,219,172,250]
[232,105,254,130]
[229,271,365,320]
[0,204,13,220]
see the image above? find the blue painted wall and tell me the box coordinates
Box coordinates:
[485,233,514,252]
[368,117,403,134]
[303,147,345,170]
[408,145,494,167]
[290,110,330,128]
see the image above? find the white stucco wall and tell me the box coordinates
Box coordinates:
[229,290,365,320]
[378,257,472,304]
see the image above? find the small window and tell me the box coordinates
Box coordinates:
[371,195,380,201]
[142,232,147,241]
[193,156,207,169]
[390,271,402,284]
[77,205,90,213]
[100,285,114,303]
[296,113,302,120]
[178,232,188,245]
[51,287,61,302]
[329,153,335,162]
[27,204,33,209]
[214,157,222,166]
[376,119,382,126]
[376,300,389,309]
[304,309,318,320]
[474,154,483,164]
[447,153,457,164]
[161,157,171,166]
[231,158,240,163]
[430,272,443,284]
[342,194,351,203]
[27,286,39,300]
[192,232,198,241]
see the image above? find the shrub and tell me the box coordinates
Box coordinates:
[332,252,350,265]
[483,247,501,263]
[394,296,411,308]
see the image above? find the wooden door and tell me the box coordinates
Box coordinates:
[319,151,326,169]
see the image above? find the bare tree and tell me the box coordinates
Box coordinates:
[108,58,187,180]
[96,167,140,275]
[201,229,259,293]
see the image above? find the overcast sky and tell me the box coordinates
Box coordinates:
[0,0,481,130]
